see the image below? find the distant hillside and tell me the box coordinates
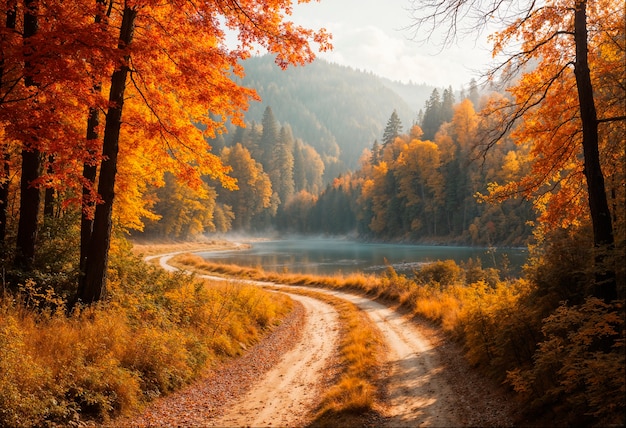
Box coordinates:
[239,55,436,170]
[379,78,440,112]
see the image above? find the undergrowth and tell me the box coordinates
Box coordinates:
[173,243,625,426]
[0,242,292,427]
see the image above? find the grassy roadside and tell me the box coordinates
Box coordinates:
[130,238,246,258]
[170,250,626,427]
[0,243,292,427]
[274,286,387,427]
[165,250,389,425]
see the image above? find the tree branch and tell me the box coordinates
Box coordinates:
[598,115,626,124]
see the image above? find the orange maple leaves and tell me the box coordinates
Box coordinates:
[0,0,331,231]
[482,0,625,232]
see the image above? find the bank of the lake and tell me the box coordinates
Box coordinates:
[195,237,528,277]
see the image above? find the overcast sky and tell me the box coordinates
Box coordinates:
[290,0,495,89]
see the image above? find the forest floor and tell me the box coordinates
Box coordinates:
[119,239,523,427]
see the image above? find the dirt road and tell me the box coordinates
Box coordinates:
[131,253,516,427]
[328,290,462,426]
[210,293,340,427]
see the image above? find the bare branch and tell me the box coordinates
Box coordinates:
[598,115,626,124]
[475,61,572,161]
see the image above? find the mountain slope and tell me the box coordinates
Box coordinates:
[240,55,435,170]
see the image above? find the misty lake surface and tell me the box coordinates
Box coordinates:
[198,238,528,276]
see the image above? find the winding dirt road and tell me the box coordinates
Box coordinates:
[134,252,517,427]
[328,290,462,426]
[210,293,340,427]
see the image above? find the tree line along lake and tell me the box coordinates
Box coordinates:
[197,238,528,277]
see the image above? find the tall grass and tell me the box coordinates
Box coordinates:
[173,252,625,425]
[0,249,292,426]
[279,287,385,426]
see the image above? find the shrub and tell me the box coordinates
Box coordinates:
[414,259,463,286]
[0,242,293,425]
[506,298,625,425]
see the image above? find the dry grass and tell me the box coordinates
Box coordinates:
[0,253,292,426]
[129,238,246,257]
[169,254,381,292]
[167,246,626,426]
[171,254,388,424]
[269,287,386,426]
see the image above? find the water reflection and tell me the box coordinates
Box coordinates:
[198,238,528,277]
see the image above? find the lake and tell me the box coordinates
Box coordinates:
[198,238,528,277]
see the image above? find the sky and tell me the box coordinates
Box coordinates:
[289,0,496,89]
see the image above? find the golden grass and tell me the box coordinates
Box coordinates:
[271,287,386,426]
[0,255,292,426]
[171,254,388,423]
[129,238,246,257]
[169,247,626,426]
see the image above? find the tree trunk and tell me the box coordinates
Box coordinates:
[0,4,17,244]
[79,108,99,291]
[77,6,136,304]
[43,155,55,218]
[15,150,42,269]
[77,0,108,300]
[0,154,9,243]
[15,0,41,270]
[573,0,616,302]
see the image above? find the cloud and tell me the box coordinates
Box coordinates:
[316,24,491,88]
[290,1,495,89]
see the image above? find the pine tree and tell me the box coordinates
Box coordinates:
[441,86,455,123]
[421,89,441,140]
[467,78,480,108]
[371,139,381,165]
[382,110,403,147]
[259,106,279,170]
[274,125,295,204]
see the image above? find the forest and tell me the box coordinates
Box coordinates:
[144,57,533,246]
[0,0,624,426]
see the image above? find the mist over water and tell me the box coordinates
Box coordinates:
[198,237,528,277]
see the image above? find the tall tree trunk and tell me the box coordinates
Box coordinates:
[0,3,17,244]
[78,0,108,295]
[79,108,99,291]
[15,0,41,269]
[43,155,55,218]
[573,0,616,302]
[77,6,136,304]
[0,154,9,243]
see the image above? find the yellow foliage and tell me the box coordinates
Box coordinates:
[0,252,293,425]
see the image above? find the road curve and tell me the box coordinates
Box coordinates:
[211,293,339,427]
[156,252,516,427]
[318,289,462,426]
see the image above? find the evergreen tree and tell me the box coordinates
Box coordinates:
[441,86,455,123]
[421,88,442,140]
[468,78,480,108]
[259,106,279,169]
[231,125,246,146]
[382,109,403,147]
[371,139,381,165]
[274,125,295,204]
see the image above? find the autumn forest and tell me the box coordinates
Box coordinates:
[0,0,624,426]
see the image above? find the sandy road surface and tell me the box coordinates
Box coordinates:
[211,293,339,427]
[328,291,461,426]
[150,252,516,427]
[279,285,516,427]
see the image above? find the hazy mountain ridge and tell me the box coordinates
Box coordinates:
[240,55,437,169]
